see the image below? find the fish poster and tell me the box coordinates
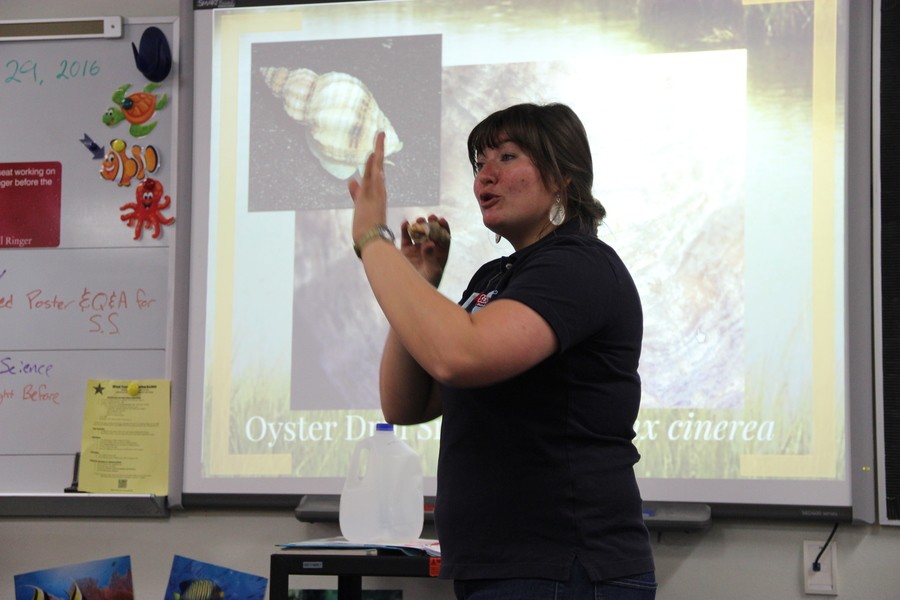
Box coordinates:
[14,554,133,600]
[164,555,267,600]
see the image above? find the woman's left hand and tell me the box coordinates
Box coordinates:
[400,215,451,287]
[348,132,388,244]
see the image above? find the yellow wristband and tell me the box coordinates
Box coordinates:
[353,224,395,258]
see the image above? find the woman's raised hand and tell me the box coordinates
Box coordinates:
[348,132,389,243]
[348,132,450,285]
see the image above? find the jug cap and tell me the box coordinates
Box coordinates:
[376,423,394,432]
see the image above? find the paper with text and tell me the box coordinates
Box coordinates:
[79,379,170,495]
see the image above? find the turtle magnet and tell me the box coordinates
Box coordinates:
[132,26,172,83]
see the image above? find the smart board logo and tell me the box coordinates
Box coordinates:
[194,0,235,8]
[800,509,841,518]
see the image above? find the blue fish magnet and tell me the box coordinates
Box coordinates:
[132,26,172,83]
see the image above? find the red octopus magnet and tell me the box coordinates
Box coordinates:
[120,177,175,240]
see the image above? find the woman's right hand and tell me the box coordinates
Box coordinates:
[399,215,450,287]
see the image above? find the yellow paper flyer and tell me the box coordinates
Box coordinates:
[79,379,170,495]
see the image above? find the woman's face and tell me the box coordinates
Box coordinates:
[473,138,556,250]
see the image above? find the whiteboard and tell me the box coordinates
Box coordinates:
[0,18,180,500]
[184,1,879,523]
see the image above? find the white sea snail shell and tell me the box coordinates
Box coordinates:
[261,66,404,180]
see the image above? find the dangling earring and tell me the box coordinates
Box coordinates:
[495,233,502,244]
[549,194,566,226]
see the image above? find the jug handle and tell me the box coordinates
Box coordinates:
[347,438,373,481]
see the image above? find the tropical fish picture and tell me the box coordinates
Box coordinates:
[14,555,133,600]
[165,555,267,600]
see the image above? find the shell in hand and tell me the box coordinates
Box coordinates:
[408,221,450,245]
[261,66,403,179]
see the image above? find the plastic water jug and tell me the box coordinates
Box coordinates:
[339,423,424,544]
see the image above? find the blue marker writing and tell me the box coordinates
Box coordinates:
[0,357,53,378]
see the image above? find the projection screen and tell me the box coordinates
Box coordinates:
[184,0,873,520]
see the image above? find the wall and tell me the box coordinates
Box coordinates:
[3,512,900,599]
[2,1,900,599]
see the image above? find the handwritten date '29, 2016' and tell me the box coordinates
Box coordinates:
[4,58,100,86]
[0,287,159,335]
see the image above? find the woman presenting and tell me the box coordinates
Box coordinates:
[348,102,656,600]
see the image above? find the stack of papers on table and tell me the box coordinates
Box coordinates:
[279,536,441,557]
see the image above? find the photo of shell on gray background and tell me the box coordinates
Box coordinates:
[249,34,442,212]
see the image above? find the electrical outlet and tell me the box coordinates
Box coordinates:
[803,540,838,596]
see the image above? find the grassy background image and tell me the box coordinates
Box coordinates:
[206,358,845,483]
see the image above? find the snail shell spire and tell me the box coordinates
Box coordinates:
[261,66,319,122]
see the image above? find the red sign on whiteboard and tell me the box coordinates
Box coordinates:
[0,161,62,248]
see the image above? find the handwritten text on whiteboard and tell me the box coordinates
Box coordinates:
[4,58,101,86]
[0,248,168,351]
